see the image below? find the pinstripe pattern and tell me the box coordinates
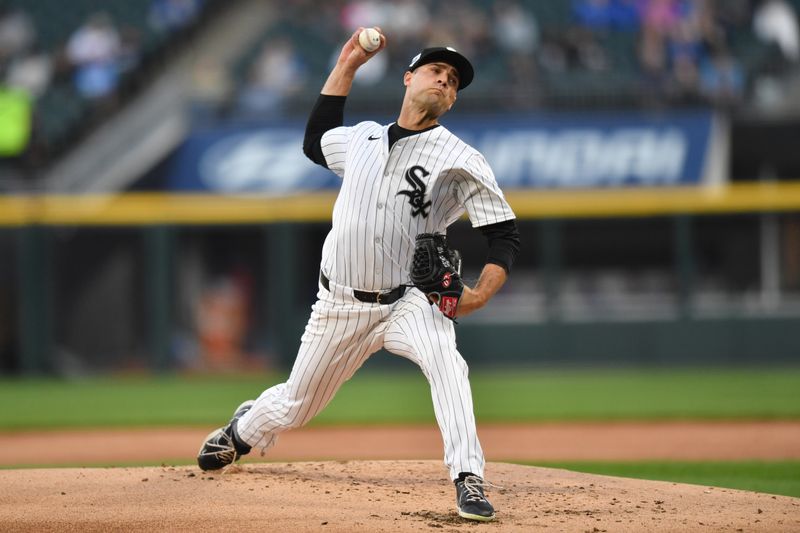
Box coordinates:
[235,121,513,480]
[319,122,515,290]
[237,280,484,479]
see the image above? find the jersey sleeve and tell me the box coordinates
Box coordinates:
[458,153,516,227]
[320,126,352,179]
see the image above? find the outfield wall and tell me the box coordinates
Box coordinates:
[1,189,799,374]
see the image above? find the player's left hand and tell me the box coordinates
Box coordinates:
[409,233,464,320]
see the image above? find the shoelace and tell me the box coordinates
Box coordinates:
[461,475,503,502]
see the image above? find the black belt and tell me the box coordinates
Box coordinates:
[320,272,405,305]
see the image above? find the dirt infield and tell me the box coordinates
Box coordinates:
[1,421,799,466]
[1,422,799,531]
[1,461,798,532]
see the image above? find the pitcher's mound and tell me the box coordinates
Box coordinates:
[1,460,797,532]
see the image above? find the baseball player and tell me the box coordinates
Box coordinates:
[198,28,520,522]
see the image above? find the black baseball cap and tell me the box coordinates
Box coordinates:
[407,47,474,91]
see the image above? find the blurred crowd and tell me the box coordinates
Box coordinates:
[0,0,206,163]
[230,0,800,117]
[2,0,799,167]
[0,0,204,100]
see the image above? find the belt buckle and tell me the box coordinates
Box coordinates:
[376,291,384,304]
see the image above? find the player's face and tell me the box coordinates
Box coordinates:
[405,62,459,116]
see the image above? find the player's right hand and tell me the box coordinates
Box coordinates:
[336,27,386,69]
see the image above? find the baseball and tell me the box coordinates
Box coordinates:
[358,27,381,52]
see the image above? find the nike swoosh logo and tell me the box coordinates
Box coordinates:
[367,134,380,141]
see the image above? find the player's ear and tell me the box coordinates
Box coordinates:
[403,70,412,87]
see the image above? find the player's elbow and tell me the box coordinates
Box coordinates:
[482,220,521,274]
[303,133,329,167]
[302,134,316,161]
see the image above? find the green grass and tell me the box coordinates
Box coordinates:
[0,368,799,429]
[526,460,800,498]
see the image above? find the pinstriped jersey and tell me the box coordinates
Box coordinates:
[320,121,516,292]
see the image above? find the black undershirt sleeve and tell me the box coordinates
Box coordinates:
[477,219,521,274]
[303,94,347,167]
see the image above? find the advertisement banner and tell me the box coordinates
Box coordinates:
[165,111,720,193]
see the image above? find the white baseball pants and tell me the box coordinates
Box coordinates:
[236,277,485,480]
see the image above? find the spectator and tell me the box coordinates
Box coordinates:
[235,37,307,116]
[573,0,641,32]
[382,0,432,70]
[710,0,751,35]
[494,0,539,54]
[288,0,342,46]
[66,12,124,100]
[640,0,684,36]
[699,45,745,105]
[660,5,711,103]
[638,26,670,104]
[573,0,615,31]
[666,17,706,68]
[564,26,610,71]
[609,0,641,31]
[694,0,727,51]
[4,43,52,99]
[117,25,144,74]
[493,0,540,107]
[149,0,203,34]
[753,0,800,62]
[668,52,701,102]
[0,7,35,64]
[386,0,430,44]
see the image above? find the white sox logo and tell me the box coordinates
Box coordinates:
[397,165,432,218]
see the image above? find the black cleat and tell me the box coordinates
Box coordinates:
[197,400,254,471]
[455,473,496,522]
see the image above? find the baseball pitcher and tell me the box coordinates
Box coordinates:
[197,28,521,522]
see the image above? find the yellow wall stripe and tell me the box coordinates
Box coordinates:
[0,192,338,226]
[508,182,800,218]
[1,183,799,226]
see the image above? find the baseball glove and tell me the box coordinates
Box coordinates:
[409,233,464,320]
